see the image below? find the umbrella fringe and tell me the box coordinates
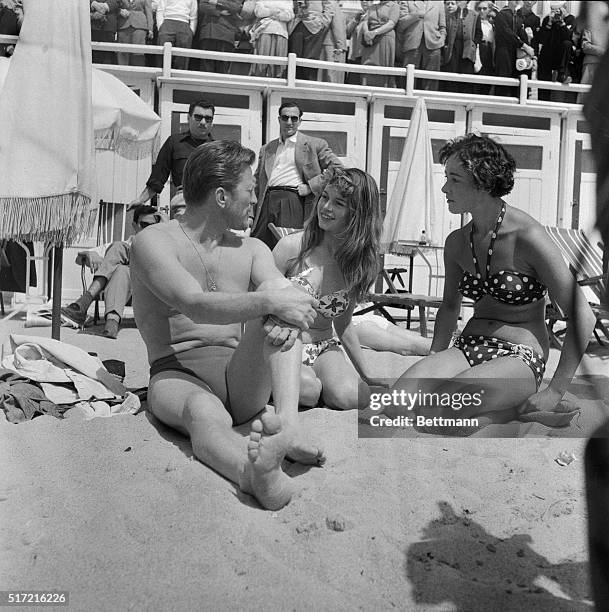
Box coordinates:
[0,193,97,245]
[95,127,158,160]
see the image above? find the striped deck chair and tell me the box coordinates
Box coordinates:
[544,226,609,347]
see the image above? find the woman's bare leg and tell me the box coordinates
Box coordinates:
[313,347,370,411]
[355,321,432,356]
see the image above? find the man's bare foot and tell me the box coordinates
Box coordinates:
[242,408,296,510]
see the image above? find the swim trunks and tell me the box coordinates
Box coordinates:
[150,345,235,407]
[452,334,546,389]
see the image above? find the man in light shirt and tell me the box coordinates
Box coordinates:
[251,100,342,248]
[156,0,198,69]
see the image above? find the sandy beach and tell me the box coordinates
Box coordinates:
[1,318,607,611]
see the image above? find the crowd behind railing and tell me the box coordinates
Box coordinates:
[0,0,604,102]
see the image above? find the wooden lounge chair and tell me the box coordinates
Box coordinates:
[544,226,609,347]
[358,290,443,338]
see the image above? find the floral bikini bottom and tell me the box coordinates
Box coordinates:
[302,338,341,367]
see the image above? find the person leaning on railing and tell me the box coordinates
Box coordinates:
[156,0,198,69]
[117,0,154,66]
[473,0,495,95]
[441,0,482,94]
[360,0,399,87]
[493,0,534,96]
[193,0,243,74]
[248,0,294,78]
[535,0,577,99]
[90,0,120,64]
[0,0,22,58]
[396,0,446,92]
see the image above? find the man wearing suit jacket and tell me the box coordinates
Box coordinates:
[319,0,347,83]
[442,1,482,94]
[117,0,154,66]
[194,0,243,73]
[90,0,121,64]
[251,100,342,248]
[397,0,446,90]
[289,0,334,80]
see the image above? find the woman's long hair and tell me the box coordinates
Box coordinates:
[289,167,383,302]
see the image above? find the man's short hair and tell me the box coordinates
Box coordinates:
[182,140,255,206]
[132,204,161,225]
[278,100,303,117]
[188,99,215,116]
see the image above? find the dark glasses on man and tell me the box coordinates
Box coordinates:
[192,114,213,123]
[279,114,300,122]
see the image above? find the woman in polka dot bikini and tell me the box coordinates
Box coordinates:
[386,134,596,433]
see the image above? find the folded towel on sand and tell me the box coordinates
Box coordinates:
[0,369,62,423]
[7,335,126,396]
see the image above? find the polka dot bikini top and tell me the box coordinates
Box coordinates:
[458,202,547,305]
[289,268,350,318]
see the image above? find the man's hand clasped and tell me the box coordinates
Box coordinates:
[263,285,319,350]
[263,316,301,351]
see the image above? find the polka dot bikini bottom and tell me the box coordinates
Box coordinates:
[452,334,546,389]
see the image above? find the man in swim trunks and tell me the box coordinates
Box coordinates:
[130,140,323,510]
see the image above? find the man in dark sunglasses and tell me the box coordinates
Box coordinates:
[61,205,163,339]
[251,99,342,248]
[129,98,215,210]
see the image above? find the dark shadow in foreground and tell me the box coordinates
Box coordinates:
[406,501,591,611]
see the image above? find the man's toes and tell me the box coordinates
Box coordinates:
[260,411,281,435]
[251,419,263,434]
[247,439,260,461]
[249,430,261,443]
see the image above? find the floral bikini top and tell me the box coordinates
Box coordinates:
[458,202,547,305]
[288,267,350,318]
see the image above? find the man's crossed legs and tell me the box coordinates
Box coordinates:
[62,242,131,338]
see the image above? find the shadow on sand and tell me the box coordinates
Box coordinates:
[406,501,592,611]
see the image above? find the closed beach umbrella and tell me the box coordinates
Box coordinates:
[381,97,436,251]
[0,0,160,337]
[0,0,95,245]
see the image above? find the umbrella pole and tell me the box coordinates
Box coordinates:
[51,243,63,340]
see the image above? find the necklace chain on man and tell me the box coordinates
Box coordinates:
[179,223,220,292]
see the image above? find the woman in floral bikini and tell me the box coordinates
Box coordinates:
[272,167,387,411]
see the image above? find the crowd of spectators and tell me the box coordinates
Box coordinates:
[0,0,22,58]
[83,1,604,99]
